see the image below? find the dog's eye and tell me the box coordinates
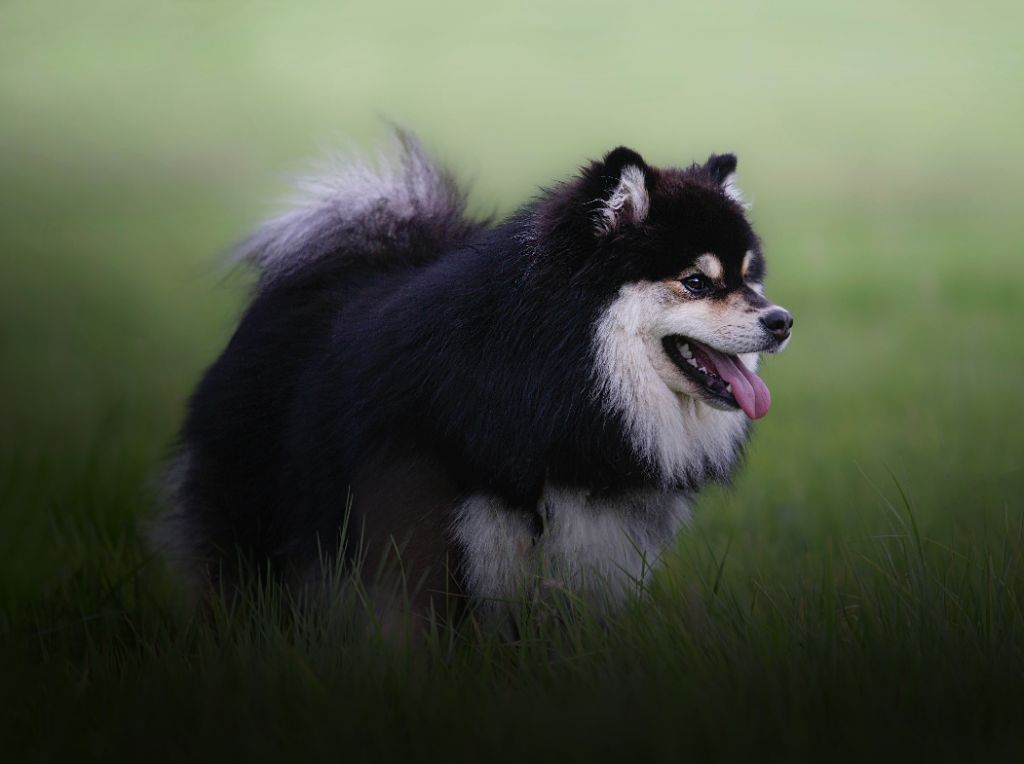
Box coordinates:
[681,274,711,295]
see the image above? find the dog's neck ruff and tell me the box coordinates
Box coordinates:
[592,282,749,486]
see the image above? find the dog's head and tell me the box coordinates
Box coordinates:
[544,147,792,420]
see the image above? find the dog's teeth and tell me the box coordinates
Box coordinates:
[726,384,733,394]
[681,344,693,359]
[687,357,698,368]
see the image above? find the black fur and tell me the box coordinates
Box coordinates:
[159,139,765,595]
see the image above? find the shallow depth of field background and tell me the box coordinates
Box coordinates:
[2,1,1023,759]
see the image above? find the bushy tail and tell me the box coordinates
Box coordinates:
[235,128,480,285]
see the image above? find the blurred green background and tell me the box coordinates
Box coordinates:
[2,0,1022,593]
[2,0,1022,590]
[1,1,1023,755]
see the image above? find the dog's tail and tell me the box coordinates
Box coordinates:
[235,128,481,285]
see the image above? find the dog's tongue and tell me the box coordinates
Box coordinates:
[699,344,772,420]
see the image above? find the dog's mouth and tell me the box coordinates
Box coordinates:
[662,336,772,419]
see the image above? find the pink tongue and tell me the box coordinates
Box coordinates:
[698,344,772,420]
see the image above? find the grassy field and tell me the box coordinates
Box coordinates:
[2,1,1023,760]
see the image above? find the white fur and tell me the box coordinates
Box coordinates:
[450,495,536,609]
[537,485,691,600]
[741,250,753,279]
[596,165,649,234]
[148,450,207,594]
[451,486,691,610]
[721,172,749,207]
[593,281,752,483]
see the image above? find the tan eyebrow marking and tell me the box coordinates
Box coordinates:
[695,253,723,281]
[741,250,754,279]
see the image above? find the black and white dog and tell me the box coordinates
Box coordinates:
[154,131,792,618]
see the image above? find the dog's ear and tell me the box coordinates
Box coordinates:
[704,153,746,206]
[591,146,651,235]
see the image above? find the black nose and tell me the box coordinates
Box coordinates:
[761,308,793,341]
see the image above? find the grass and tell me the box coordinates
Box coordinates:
[2,0,1023,760]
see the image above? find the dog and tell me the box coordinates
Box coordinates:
[153,130,792,622]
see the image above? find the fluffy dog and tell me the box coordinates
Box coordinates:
[154,131,792,620]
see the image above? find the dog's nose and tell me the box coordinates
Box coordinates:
[761,308,793,340]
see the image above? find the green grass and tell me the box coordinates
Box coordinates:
[2,1,1023,760]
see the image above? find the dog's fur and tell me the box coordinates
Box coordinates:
[153,131,791,619]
